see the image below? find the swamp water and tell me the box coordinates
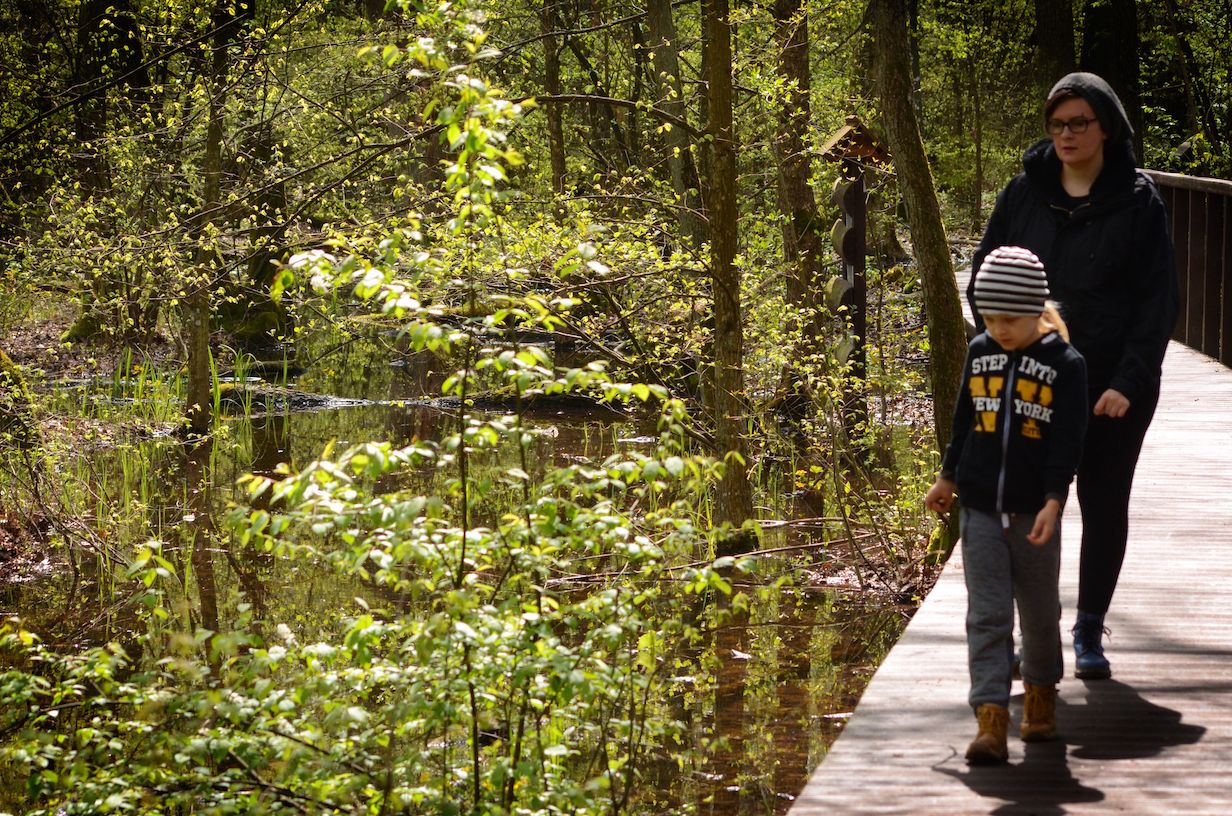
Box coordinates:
[0,332,907,814]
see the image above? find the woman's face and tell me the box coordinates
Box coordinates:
[1048,96,1107,171]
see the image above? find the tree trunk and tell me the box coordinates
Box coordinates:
[906,0,924,129]
[771,0,823,315]
[185,111,222,437]
[703,0,753,529]
[72,0,130,195]
[542,0,567,206]
[1033,0,1076,91]
[65,0,147,341]
[869,0,967,457]
[1080,0,1142,160]
[185,0,246,436]
[646,0,706,245]
[969,57,984,231]
[559,24,631,170]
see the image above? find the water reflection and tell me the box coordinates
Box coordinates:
[182,438,221,664]
[686,587,902,814]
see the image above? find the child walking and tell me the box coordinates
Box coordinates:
[925,246,1088,765]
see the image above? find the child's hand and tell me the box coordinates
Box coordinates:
[1027,499,1062,546]
[924,478,956,517]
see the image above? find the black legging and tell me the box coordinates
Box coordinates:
[1075,385,1160,615]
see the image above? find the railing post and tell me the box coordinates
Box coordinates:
[1146,170,1232,367]
[1201,191,1224,359]
[1217,193,1231,367]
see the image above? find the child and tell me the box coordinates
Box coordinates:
[925,245,1088,765]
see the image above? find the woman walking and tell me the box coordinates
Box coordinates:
[969,73,1179,680]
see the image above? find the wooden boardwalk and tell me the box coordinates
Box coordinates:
[789,333,1232,813]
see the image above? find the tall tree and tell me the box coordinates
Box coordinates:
[646,0,705,245]
[703,0,753,528]
[1080,0,1142,159]
[906,0,923,127]
[869,0,967,458]
[64,0,150,340]
[185,0,250,436]
[72,0,145,194]
[542,0,567,204]
[771,0,823,329]
[1033,0,1076,89]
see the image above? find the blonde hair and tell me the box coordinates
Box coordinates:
[1041,301,1069,342]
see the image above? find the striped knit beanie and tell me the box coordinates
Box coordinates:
[973,246,1049,316]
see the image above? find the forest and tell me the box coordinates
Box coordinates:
[0,0,1227,813]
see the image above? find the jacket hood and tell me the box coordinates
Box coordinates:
[1046,72,1136,166]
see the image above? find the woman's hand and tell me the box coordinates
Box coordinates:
[1027,498,1062,546]
[924,477,956,516]
[1093,388,1130,418]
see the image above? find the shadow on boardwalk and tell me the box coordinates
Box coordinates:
[937,680,1205,815]
[937,740,1103,816]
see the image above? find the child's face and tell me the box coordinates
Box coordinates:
[984,313,1043,351]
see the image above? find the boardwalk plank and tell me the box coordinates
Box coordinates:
[789,315,1232,813]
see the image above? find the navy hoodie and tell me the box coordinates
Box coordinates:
[941,331,1088,515]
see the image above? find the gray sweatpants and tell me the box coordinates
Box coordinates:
[962,507,1063,710]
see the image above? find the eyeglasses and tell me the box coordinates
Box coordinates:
[1046,116,1095,135]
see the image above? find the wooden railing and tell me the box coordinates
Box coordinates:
[1147,170,1232,367]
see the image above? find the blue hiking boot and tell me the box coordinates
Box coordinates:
[1072,610,1111,679]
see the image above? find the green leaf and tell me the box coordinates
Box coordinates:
[664,456,685,478]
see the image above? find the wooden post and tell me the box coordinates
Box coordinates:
[822,118,889,440]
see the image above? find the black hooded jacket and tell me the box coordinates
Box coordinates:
[970,74,1179,402]
[941,331,1088,515]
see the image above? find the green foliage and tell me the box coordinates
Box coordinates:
[1,404,729,813]
[0,5,752,813]
[0,349,36,447]
[1139,0,1231,176]
[915,0,1041,232]
[8,0,473,343]
[1,259,740,811]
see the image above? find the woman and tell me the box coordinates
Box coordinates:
[969,72,1179,680]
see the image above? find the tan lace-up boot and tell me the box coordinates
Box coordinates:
[1020,682,1058,742]
[965,703,1009,764]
